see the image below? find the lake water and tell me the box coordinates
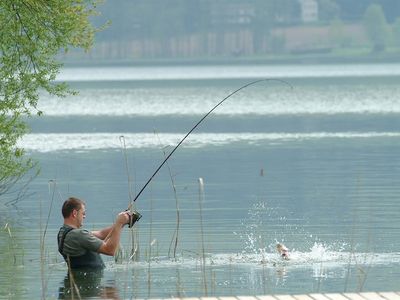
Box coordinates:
[1,64,400,299]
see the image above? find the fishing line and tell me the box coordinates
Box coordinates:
[129,78,292,207]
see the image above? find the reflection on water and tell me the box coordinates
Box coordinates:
[36,81,400,116]
[58,269,119,300]
[17,132,400,153]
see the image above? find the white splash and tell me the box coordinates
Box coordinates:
[18,132,400,153]
[106,245,400,271]
[36,83,400,116]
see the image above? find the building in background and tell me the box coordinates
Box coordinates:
[299,0,318,23]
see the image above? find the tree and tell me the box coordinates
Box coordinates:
[0,0,99,196]
[363,4,390,52]
[329,18,352,48]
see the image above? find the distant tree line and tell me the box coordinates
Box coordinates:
[93,0,400,41]
[93,0,296,42]
[75,0,400,59]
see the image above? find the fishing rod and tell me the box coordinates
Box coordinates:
[126,78,292,226]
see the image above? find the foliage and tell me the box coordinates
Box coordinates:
[335,0,399,23]
[329,18,352,48]
[0,0,99,194]
[363,4,390,52]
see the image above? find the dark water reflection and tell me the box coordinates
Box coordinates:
[58,270,120,300]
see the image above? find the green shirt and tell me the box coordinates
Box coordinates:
[59,225,103,257]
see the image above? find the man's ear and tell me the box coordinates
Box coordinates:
[72,209,78,218]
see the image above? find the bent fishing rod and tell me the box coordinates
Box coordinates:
[126,78,292,225]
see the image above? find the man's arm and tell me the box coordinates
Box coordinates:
[97,212,129,256]
[92,226,113,240]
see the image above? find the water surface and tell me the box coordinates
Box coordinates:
[1,64,400,299]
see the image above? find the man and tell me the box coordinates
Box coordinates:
[57,197,134,269]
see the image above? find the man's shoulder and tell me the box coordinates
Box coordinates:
[60,225,94,240]
[68,227,93,237]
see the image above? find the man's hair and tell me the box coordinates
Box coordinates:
[62,197,85,218]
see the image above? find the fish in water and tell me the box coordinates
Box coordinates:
[276,243,290,260]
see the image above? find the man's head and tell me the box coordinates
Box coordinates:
[62,197,86,228]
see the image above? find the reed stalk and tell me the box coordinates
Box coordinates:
[229,256,233,295]
[147,195,153,298]
[175,268,184,298]
[210,269,216,295]
[40,198,46,300]
[38,181,58,299]
[119,135,140,261]
[198,177,208,296]
[154,131,181,260]
[344,230,355,292]
[67,257,81,300]
[356,231,373,292]
[166,161,181,260]
[4,223,17,265]
[344,175,373,292]
[38,183,52,298]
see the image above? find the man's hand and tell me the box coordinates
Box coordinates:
[98,212,130,256]
[116,211,130,227]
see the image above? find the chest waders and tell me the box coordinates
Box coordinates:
[57,227,105,269]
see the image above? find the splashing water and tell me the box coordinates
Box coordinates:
[236,201,275,257]
[227,201,400,271]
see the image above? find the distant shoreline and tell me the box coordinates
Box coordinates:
[62,51,400,67]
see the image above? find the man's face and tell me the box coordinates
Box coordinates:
[75,204,86,228]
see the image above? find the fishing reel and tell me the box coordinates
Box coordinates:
[126,209,142,228]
